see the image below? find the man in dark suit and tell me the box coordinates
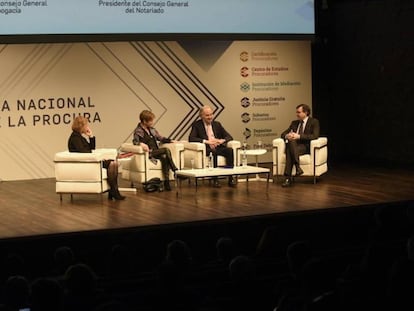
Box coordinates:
[189,105,236,187]
[281,104,320,187]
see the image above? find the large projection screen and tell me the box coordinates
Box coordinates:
[0,0,314,37]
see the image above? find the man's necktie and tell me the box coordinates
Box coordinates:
[207,125,214,140]
[207,125,215,149]
[298,120,304,135]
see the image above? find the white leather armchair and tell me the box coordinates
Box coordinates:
[272,137,328,184]
[182,140,241,169]
[120,142,184,185]
[54,148,117,200]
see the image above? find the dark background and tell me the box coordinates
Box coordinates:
[312,0,414,167]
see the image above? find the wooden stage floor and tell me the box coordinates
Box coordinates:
[0,163,413,240]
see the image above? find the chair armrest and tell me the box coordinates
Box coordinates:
[227,140,241,166]
[272,138,285,176]
[227,140,241,149]
[310,137,328,149]
[272,138,285,155]
[310,137,328,165]
[161,142,185,169]
[272,138,285,147]
[93,148,118,160]
[183,141,205,151]
[120,143,145,154]
[54,151,104,162]
[183,142,205,169]
[120,143,148,174]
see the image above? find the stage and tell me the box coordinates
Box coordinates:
[0,163,413,241]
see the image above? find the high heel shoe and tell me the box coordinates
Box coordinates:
[108,189,126,200]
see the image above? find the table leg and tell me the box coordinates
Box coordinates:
[176,177,180,197]
[255,155,260,180]
[266,172,270,193]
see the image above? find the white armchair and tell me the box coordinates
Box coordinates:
[182,140,241,169]
[120,142,185,185]
[54,148,117,200]
[272,137,328,184]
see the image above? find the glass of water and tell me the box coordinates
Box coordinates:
[190,158,194,170]
[257,140,262,149]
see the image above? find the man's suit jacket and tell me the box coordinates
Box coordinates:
[189,120,233,145]
[281,117,320,149]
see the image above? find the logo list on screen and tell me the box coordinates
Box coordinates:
[0,0,314,35]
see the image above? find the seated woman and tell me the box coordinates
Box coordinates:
[68,116,125,201]
[133,110,178,191]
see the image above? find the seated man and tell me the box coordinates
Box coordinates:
[189,105,236,187]
[281,104,320,187]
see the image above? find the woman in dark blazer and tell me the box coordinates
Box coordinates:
[133,110,178,191]
[68,116,125,200]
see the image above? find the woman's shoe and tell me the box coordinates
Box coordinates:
[108,190,126,200]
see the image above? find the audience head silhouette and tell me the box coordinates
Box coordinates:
[31,277,64,311]
[216,236,235,263]
[4,275,30,310]
[166,240,192,269]
[229,255,255,283]
[54,246,75,275]
[287,240,313,279]
[64,263,97,296]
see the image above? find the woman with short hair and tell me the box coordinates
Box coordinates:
[133,110,178,191]
[68,116,125,200]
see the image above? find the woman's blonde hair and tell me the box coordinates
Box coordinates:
[71,116,88,133]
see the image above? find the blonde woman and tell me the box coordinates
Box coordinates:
[68,116,125,200]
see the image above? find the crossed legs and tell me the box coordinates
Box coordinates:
[284,140,307,177]
[151,148,178,191]
[103,160,125,200]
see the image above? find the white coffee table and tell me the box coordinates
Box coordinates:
[175,165,270,193]
[238,149,268,181]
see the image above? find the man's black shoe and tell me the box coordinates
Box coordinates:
[228,176,237,187]
[281,178,292,187]
[295,167,304,176]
